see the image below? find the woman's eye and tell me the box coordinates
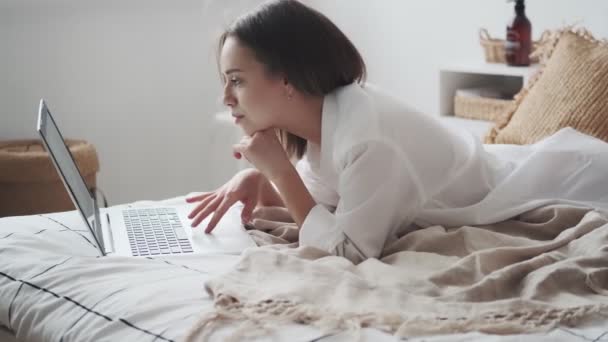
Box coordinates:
[230,77,241,86]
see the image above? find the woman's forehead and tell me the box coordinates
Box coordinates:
[220,37,258,73]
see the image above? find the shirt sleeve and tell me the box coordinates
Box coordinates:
[295,156,339,210]
[298,140,425,263]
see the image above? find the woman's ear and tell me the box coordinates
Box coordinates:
[283,78,294,100]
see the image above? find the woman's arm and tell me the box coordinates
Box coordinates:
[257,172,286,207]
[269,166,317,228]
[297,141,424,263]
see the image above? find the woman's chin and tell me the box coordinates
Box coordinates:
[240,126,255,137]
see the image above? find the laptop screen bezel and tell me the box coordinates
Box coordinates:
[36,99,106,256]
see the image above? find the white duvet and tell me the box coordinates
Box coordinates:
[1,196,607,342]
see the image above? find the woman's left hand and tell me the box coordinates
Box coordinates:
[233,129,294,181]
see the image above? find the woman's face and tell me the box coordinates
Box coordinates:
[219,36,289,136]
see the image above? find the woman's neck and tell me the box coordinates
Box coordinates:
[281,94,324,145]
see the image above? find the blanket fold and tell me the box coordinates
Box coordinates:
[187,205,608,341]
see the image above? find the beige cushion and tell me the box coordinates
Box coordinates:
[485,29,608,144]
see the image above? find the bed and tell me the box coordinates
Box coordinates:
[2,196,608,342]
[2,115,608,342]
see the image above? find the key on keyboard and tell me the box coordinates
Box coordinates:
[123,207,193,256]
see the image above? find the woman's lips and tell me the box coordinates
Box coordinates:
[232,113,244,123]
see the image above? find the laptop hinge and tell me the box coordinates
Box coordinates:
[104,212,116,255]
[92,193,108,256]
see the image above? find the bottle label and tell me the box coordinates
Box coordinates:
[505,40,520,49]
[505,29,521,53]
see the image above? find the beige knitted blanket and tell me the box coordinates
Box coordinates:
[186,205,608,341]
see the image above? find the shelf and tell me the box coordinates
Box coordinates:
[439,116,495,140]
[440,62,540,79]
[438,62,540,117]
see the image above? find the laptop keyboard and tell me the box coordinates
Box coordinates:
[122,207,193,256]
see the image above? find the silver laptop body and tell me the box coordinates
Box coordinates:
[36,99,256,257]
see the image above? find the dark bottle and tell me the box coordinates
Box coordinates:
[505,0,532,66]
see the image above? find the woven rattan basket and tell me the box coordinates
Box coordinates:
[479,28,545,64]
[454,93,515,122]
[0,139,99,217]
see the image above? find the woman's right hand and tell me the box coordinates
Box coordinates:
[186,168,263,233]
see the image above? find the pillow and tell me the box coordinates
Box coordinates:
[485,28,608,144]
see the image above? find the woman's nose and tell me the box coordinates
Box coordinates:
[223,85,236,107]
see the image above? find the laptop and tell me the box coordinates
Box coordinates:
[36,99,256,257]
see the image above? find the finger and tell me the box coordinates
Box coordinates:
[190,196,221,227]
[240,197,256,223]
[188,194,216,219]
[205,196,235,234]
[252,206,294,222]
[232,143,246,154]
[233,144,249,162]
[268,206,294,222]
[185,192,213,203]
[250,218,286,231]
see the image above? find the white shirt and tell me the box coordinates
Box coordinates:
[296,82,608,263]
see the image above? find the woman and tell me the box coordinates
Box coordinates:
[186,0,608,263]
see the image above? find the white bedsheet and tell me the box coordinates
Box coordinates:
[1,195,608,342]
[0,198,323,342]
[438,115,494,141]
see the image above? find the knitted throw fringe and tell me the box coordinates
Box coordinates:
[484,26,608,144]
[183,294,608,341]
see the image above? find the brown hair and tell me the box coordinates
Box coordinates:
[218,0,366,159]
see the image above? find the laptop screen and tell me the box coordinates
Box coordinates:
[37,100,104,252]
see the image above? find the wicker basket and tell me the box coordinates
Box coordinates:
[0,139,99,217]
[479,28,544,64]
[454,93,515,122]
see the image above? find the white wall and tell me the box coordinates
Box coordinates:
[1,0,607,205]
[0,0,265,205]
[307,0,608,115]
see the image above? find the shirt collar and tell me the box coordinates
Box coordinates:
[319,88,339,184]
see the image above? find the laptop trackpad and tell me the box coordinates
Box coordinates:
[181,204,257,254]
